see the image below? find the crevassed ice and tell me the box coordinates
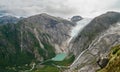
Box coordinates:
[68,18,92,43]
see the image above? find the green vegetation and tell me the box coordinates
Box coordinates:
[97,45,120,72]
[0,24,56,72]
[41,42,56,60]
[32,54,75,72]
[0,22,74,72]
[33,66,59,72]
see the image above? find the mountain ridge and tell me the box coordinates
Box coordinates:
[68,11,120,72]
[1,11,120,72]
[0,13,75,72]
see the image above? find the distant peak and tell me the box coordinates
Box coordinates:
[27,13,66,22]
[30,13,55,19]
[71,15,83,22]
[0,15,17,18]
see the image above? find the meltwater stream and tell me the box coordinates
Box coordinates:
[68,18,92,43]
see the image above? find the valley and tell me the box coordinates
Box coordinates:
[0,12,120,72]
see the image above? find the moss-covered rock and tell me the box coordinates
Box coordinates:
[97,45,120,72]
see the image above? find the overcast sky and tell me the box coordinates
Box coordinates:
[0,0,120,18]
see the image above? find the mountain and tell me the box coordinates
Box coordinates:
[68,11,120,72]
[70,11,120,56]
[1,11,120,72]
[0,15,20,24]
[71,16,83,22]
[0,13,75,72]
[23,13,74,47]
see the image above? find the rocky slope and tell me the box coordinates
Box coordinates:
[0,13,75,71]
[68,12,120,72]
[70,12,120,56]
[23,13,75,52]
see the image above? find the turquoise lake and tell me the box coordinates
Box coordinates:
[51,53,67,61]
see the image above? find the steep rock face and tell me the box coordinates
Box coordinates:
[68,12,120,72]
[70,12,120,56]
[0,13,74,71]
[70,23,120,72]
[23,13,74,51]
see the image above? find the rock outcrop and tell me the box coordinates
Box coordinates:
[98,45,120,72]
[71,16,83,22]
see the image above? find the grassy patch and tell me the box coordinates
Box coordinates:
[97,45,120,72]
[34,65,59,72]
[33,54,75,72]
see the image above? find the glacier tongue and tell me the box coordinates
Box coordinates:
[60,18,92,53]
[68,18,92,43]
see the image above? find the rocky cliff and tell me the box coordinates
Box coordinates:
[70,12,120,56]
[68,12,120,72]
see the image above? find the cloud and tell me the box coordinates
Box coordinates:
[0,0,120,18]
[109,0,120,10]
[67,0,120,17]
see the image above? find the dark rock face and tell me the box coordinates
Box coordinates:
[0,15,20,24]
[97,58,109,68]
[98,45,120,72]
[71,16,83,22]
